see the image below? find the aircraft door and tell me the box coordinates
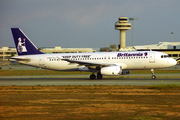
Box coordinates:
[39,56,45,67]
[149,52,155,63]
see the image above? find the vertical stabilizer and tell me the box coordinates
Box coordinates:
[11,28,43,55]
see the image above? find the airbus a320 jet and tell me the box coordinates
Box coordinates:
[10,28,177,79]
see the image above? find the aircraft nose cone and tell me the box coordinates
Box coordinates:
[171,59,177,66]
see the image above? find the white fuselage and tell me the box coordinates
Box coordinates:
[12,51,177,71]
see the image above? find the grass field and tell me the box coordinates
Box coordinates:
[0,85,180,120]
[1,67,180,119]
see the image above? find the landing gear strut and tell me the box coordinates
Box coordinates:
[151,69,156,79]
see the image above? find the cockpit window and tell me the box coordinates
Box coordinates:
[161,55,170,58]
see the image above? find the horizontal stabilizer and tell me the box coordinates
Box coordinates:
[9,57,31,62]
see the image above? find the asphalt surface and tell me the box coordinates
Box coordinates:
[0,64,180,86]
[0,74,180,86]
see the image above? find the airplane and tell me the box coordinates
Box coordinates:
[9,28,177,79]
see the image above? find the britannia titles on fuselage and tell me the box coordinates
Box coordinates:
[117,52,148,57]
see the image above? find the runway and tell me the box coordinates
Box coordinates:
[0,74,180,86]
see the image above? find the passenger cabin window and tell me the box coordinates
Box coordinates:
[161,55,170,58]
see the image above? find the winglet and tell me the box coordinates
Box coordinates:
[11,28,43,55]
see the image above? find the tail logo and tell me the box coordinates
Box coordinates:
[17,37,27,53]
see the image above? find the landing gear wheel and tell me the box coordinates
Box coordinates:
[152,75,156,79]
[97,74,103,79]
[90,74,96,79]
[97,72,103,79]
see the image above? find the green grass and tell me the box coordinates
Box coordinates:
[148,84,180,89]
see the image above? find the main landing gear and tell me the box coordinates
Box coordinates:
[151,69,156,79]
[90,70,157,79]
[90,72,103,79]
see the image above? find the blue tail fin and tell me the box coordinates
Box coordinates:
[11,28,43,55]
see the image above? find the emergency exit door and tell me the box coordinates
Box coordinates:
[149,52,155,63]
[39,56,45,66]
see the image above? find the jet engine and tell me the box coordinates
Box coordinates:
[100,66,122,75]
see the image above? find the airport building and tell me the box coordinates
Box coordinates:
[134,42,180,64]
[0,46,96,61]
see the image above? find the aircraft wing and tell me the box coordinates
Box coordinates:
[61,59,116,67]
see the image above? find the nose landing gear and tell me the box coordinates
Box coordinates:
[151,69,156,79]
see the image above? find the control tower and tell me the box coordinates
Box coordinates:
[115,17,131,48]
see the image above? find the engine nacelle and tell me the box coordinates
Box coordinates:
[121,70,130,75]
[101,66,122,76]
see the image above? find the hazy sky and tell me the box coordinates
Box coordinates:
[0,0,180,48]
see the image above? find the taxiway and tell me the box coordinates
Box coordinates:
[0,74,180,86]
